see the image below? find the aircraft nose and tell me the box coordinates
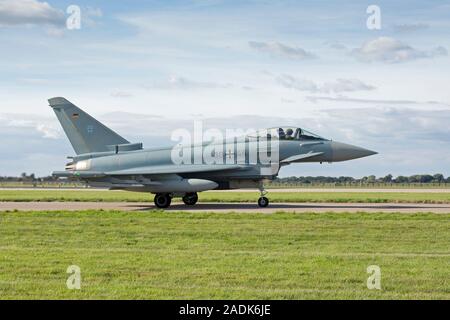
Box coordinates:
[331,141,377,162]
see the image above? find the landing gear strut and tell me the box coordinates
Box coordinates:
[257,184,269,208]
[154,193,172,208]
[182,192,198,206]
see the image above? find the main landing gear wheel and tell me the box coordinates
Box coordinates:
[154,193,172,208]
[258,196,269,208]
[182,192,198,206]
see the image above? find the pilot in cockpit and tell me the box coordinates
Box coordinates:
[278,128,286,140]
[285,128,294,140]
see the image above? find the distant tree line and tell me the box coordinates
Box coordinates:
[0,173,58,182]
[273,174,449,184]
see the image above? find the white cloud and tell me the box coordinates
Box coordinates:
[325,41,347,50]
[393,23,429,33]
[322,79,375,93]
[1,108,450,176]
[0,113,60,139]
[83,6,103,27]
[85,6,102,18]
[276,74,375,93]
[0,0,64,26]
[44,25,64,36]
[432,46,448,56]
[111,91,133,98]
[351,37,447,63]
[59,107,450,145]
[168,76,230,89]
[321,107,450,143]
[276,75,318,92]
[18,77,50,85]
[145,76,232,90]
[305,95,450,107]
[36,123,59,139]
[249,41,316,60]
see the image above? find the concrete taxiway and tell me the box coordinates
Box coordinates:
[0,202,449,213]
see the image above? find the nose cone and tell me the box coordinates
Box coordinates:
[331,141,377,162]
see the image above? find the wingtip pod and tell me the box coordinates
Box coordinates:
[48,97,73,108]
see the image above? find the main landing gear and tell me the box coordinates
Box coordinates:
[257,185,269,208]
[154,193,172,208]
[154,192,199,208]
[182,192,198,206]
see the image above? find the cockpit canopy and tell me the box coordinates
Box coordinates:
[247,127,327,141]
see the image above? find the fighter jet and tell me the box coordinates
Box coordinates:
[49,97,377,208]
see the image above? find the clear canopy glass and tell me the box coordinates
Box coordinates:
[246,127,327,141]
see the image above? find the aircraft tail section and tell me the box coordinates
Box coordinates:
[49,97,129,155]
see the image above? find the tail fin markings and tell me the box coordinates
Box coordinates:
[49,97,129,155]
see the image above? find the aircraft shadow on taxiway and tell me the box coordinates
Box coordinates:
[129,203,445,211]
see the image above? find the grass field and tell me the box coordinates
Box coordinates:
[0,189,450,203]
[0,210,448,299]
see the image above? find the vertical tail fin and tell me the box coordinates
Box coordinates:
[49,97,129,155]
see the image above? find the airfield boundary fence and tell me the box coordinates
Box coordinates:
[269,182,450,188]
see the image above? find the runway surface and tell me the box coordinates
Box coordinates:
[1,202,449,213]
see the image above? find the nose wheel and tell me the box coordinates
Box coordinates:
[154,193,172,208]
[257,184,269,207]
[258,196,269,207]
[182,192,198,206]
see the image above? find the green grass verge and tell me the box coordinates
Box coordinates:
[0,190,450,203]
[0,210,448,299]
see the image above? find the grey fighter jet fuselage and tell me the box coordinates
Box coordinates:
[50,97,377,208]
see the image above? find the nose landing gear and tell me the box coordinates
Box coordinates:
[258,196,269,207]
[257,185,269,207]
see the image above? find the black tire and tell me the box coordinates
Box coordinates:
[182,192,198,206]
[258,196,269,208]
[154,193,171,208]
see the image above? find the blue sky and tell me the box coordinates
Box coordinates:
[0,0,449,177]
